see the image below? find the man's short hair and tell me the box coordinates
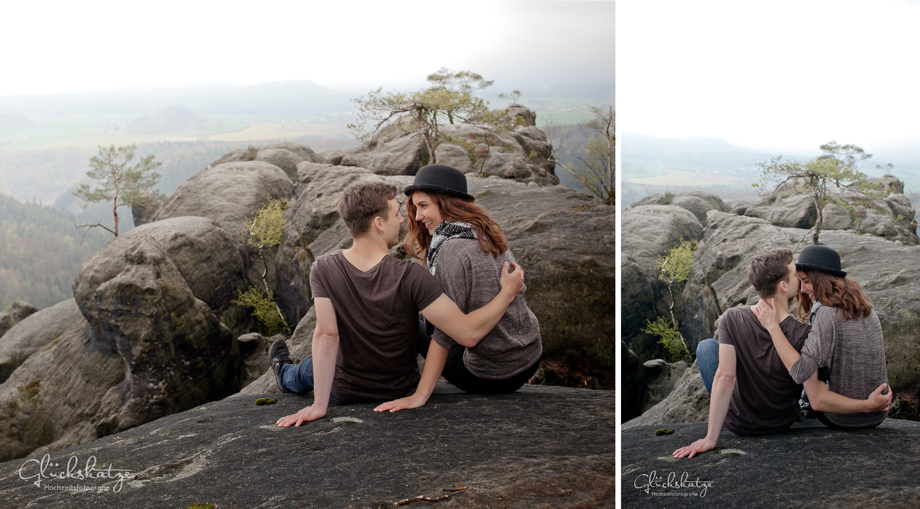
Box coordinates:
[746,248,794,298]
[338,181,399,236]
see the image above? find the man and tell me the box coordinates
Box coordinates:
[673,248,891,458]
[274,181,524,428]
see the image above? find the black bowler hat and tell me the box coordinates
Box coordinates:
[796,245,847,278]
[403,164,475,202]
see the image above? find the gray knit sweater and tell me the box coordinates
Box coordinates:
[430,239,543,379]
[789,305,888,428]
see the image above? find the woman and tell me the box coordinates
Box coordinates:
[754,245,889,428]
[376,164,542,412]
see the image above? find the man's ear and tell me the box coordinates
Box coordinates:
[372,215,385,233]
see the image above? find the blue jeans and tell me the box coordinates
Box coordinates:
[278,356,347,404]
[696,338,719,394]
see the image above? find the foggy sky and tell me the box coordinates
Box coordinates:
[1,1,614,97]
[619,0,920,152]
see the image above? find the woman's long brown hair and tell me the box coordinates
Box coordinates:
[793,270,873,322]
[402,193,508,260]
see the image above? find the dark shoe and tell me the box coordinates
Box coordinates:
[270,339,293,393]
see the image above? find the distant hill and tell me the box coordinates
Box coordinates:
[0,80,353,117]
[131,105,209,133]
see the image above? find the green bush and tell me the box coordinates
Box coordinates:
[233,286,287,336]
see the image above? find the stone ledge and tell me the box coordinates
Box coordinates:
[622,419,920,508]
[0,383,614,508]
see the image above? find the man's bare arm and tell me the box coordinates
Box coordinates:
[673,344,736,459]
[276,297,338,427]
[420,261,523,348]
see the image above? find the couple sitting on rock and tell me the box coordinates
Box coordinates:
[674,246,891,458]
[273,165,542,427]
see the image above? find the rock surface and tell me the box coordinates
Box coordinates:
[0,300,68,383]
[621,205,702,359]
[623,362,710,430]
[72,217,245,435]
[621,419,920,507]
[0,299,123,462]
[0,384,615,508]
[0,301,37,339]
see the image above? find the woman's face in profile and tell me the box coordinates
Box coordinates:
[796,271,815,300]
[411,192,444,235]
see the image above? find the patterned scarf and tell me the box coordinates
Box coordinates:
[426,221,477,275]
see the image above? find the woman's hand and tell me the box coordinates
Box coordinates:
[374,393,428,413]
[752,298,780,331]
[498,261,524,296]
[276,405,327,427]
[867,383,893,413]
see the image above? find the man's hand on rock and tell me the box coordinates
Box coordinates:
[277,405,326,428]
[673,437,717,459]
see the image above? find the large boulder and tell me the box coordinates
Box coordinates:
[72,217,246,434]
[0,300,72,383]
[744,192,816,228]
[154,161,293,237]
[623,360,710,430]
[670,191,731,226]
[621,205,703,359]
[208,143,323,182]
[681,211,920,398]
[0,301,37,340]
[340,127,429,176]
[153,161,295,298]
[0,299,123,461]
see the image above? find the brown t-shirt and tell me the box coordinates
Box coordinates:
[310,251,443,403]
[718,306,810,436]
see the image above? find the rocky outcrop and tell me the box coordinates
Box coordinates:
[0,384,615,508]
[208,142,323,182]
[0,301,37,340]
[0,300,73,383]
[72,217,246,436]
[743,177,918,245]
[632,191,730,227]
[641,359,691,414]
[621,205,702,360]
[153,161,293,242]
[273,164,615,372]
[340,106,558,186]
[622,419,920,508]
[623,361,709,430]
[0,299,123,462]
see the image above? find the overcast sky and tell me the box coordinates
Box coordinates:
[619,0,920,152]
[2,1,614,97]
